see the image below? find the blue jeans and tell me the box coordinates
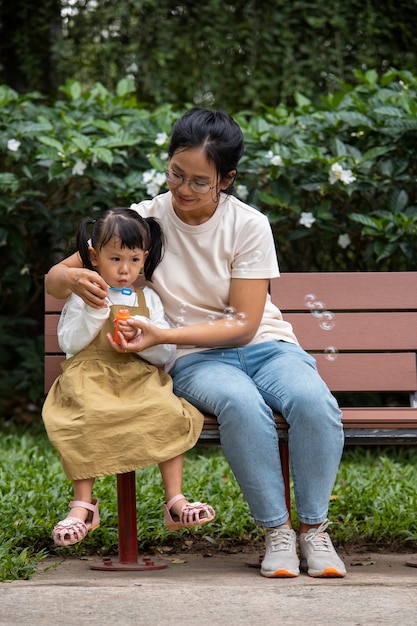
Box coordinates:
[170,341,344,528]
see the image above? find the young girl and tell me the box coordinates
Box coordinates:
[42,207,215,547]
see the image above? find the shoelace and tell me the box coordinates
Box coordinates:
[268,528,294,552]
[303,519,333,552]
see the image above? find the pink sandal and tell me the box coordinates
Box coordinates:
[52,499,100,546]
[163,494,215,530]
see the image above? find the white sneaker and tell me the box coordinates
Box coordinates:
[299,519,346,577]
[261,527,300,578]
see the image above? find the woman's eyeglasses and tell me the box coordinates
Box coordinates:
[164,170,216,194]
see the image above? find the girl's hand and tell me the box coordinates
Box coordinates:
[116,320,139,342]
[107,317,167,353]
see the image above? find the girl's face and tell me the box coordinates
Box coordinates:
[89,237,147,289]
[167,147,235,225]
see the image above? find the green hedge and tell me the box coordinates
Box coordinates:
[1,68,416,412]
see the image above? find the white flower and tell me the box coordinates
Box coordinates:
[155,132,168,146]
[266,150,283,166]
[299,212,316,228]
[235,184,249,201]
[7,138,21,152]
[338,233,351,249]
[329,162,356,185]
[142,169,166,196]
[72,159,87,176]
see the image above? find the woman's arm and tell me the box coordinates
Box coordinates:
[45,252,108,308]
[110,278,269,352]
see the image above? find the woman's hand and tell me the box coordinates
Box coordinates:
[107,318,168,353]
[70,268,108,308]
[45,252,108,308]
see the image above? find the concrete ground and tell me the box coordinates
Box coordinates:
[1,549,416,626]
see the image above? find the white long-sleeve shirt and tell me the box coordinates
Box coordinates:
[58,286,175,366]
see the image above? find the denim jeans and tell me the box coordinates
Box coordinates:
[170,341,344,528]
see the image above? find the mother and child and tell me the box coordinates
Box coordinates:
[45,106,346,578]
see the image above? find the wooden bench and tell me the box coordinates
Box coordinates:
[44,271,417,568]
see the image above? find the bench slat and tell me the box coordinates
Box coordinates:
[45,311,417,352]
[271,271,417,310]
[45,352,417,393]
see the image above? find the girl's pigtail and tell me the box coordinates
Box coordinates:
[76,218,96,270]
[144,217,165,281]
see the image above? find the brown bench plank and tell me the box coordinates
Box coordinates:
[46,311,417,352]
[271,271,417,310]
[45,352,417,393]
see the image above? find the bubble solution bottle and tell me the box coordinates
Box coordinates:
[113,309,131,344]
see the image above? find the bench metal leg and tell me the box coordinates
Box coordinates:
[90,472,167,571]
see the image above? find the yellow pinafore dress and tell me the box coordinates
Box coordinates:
[42,290,203,480]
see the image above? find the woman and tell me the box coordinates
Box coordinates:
[45,107,346,578]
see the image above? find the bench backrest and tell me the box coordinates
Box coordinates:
[45,272,417,404]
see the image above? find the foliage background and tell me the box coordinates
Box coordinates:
[1,0,417,110]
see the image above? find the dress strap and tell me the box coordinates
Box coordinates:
[135,287,150,318]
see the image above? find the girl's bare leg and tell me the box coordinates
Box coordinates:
[67,478,95,521]
[158,455,188,516]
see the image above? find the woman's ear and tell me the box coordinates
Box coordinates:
[221,169,237,191]
[88,246,98,267]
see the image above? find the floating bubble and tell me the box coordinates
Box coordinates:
[304,293,318,309]
[319,311,336,330]
[324,346,339,361]
[236,312,248,326]
[178,302,189,315]
[173,316,186,328]
[252,250,265,263]
[206,314,216,325]
[223,306,236,319]
[310,301,326,318]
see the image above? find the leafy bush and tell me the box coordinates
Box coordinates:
[0,68,416,412]
[235,68,417,271]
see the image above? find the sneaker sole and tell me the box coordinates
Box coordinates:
[308,567,346,578]
[261,569,299,578]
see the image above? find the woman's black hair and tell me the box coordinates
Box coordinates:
[76,207,164,281]
[168,107,245,194]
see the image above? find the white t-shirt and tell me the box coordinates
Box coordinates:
[131,191,298,366]
[58,286,175,365]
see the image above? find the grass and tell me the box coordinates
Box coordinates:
[0,422,416,581]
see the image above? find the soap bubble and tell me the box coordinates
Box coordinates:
[178,302,189,315]
[236,312,248,326]
[223,306,236,318]
[173,316,186,328]
[319,311,336,330]
[310,301,326,318]
[324,346,338,361]
[206,314,216,325]
[304,293,318,309]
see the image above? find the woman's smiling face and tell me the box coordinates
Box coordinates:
[166,147,230,225]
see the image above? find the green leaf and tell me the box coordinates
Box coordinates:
[388,189,408,213]
[37,136,64,152]
[0,173,20,192]
[91,147,113,165]
[116,78,136,98]
[358,146,393,163]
